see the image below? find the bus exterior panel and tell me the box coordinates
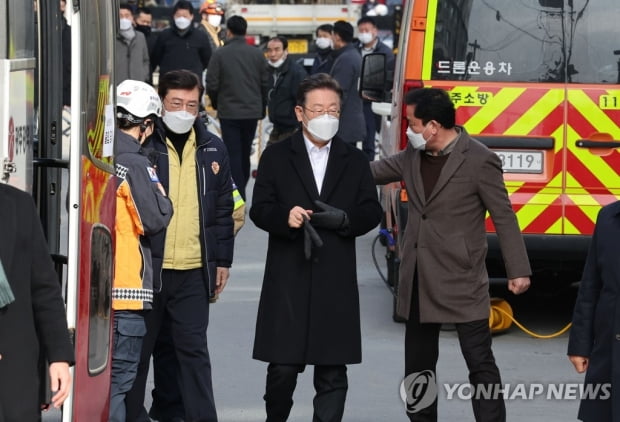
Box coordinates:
[66,1,118,420]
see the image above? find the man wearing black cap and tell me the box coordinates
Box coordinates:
[329,20,366,152]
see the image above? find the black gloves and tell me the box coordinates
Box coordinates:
[303,215,323,260]
[310,200,350,232]
[302,201,349,260]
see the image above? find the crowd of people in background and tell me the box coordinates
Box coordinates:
[84,1,400,421]
[9,2,612,422]
[115,0,397,165]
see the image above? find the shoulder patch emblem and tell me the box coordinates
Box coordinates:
[211,161,220,175]
[147,166,160,182]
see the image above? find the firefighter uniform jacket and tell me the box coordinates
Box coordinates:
[114,129,173,310]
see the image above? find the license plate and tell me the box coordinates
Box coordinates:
[493,150,543,174]
[287,39,308,54]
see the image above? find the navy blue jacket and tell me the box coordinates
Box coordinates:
[145,119,234,297]
[310,48,334,75]
[267,56,307,130]
[568,201,620,420]
[356,38,395,72]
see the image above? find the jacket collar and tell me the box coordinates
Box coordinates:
[115,129,143,155]
[418,126,471,205]
[289,132,350,201]
[332,43,355,59]
[224,35,247,46]
[152,117,216,149]
[268,55,292,75]
[173,25,194,38]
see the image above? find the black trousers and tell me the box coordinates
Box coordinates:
[219,118,259,200]
[125,268,216,422]
[264,363,348,422]
[404,276,505,422]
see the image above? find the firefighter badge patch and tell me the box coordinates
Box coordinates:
[211,161,220,175]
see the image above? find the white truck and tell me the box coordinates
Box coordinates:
[226,1,363,55]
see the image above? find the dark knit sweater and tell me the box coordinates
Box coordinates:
[420,152,450,200]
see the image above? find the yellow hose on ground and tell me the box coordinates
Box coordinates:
[489,298,572,339]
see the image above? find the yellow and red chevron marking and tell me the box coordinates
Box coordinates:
[432,82,620,236]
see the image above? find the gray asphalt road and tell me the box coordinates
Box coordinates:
[47,176,584,421]
[202,188,582,421]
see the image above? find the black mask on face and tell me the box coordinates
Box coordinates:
[135,24,152,36]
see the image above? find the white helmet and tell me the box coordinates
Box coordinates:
[372,4,389,16]
[116,80,162,121]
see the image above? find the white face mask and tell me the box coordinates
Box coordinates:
[119,18,133,31]
[175,16,192,30]
[304,113,339,142]
[268,53,287,68]
[315,37,332,50]
[163,110,196,134]
[207,14,222,27]
[406,126,430,150]
[358,32,374,45]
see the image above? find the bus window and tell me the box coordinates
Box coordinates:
[8,0,35,59]
[82,0,115,168]
[87,225,113,375]
[78,0,116,375]
[430,0,620,84]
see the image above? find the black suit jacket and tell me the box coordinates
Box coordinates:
[0,184,74,421]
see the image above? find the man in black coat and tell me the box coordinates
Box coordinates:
[150,1,211,82]
[568,201,620,422]
[0,184,74,421]
[250,73,382,421]
[265,36,307,146]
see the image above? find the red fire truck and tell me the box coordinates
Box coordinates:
[360,0,620,319]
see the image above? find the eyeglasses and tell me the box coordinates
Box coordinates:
[303,107,340,118]
[164,98,199,113]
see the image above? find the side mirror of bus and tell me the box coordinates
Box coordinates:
[360,53,392,103]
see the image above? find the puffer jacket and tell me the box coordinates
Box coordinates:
[145,119,234,297]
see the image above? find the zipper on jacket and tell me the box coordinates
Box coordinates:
[196,154,211,296]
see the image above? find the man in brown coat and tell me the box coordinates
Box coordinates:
[371,88,531,422]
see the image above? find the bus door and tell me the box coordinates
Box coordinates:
[63,0,118,421]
